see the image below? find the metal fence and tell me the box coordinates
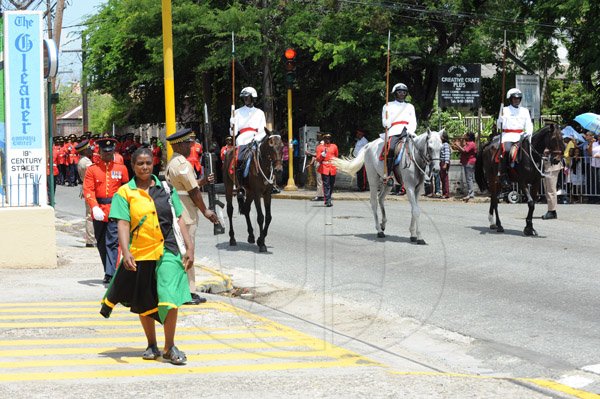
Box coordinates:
[0,176,42,207]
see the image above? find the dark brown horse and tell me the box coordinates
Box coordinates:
[223,133,284,252]
[475,124,564,236]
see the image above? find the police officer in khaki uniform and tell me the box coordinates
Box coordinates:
[166,128,219,305]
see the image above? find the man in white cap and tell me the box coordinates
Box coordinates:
[496,88,533,188]
[381,83,417,184]
[230,87,267,189]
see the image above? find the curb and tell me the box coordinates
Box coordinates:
[195,264,233,294]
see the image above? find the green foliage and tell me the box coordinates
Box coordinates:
[81,0,599,141]
[55,82,81,116]
[88,91,122,134]
[545,80,598,122]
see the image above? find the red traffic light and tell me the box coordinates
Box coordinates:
[284,48,296,60]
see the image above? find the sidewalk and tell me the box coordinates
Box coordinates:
[0,219,593,398]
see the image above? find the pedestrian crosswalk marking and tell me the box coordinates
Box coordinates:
[0,300,381,382]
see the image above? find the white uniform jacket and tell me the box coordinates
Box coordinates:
[353,137,368,157]
[496,105,533,143]
[380,101,417,139]
[232,105,267,146]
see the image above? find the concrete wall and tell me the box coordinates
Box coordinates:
[0,206,57,269]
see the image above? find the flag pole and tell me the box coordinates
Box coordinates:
[383,30,391,180]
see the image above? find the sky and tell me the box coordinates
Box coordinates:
[56,0,107,83]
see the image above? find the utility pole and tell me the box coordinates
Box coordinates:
[51,0,65,136]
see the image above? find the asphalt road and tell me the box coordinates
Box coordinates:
[55,184,600,386]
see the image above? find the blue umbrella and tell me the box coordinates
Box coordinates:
[561,126,586,143]
[574,113,600,134]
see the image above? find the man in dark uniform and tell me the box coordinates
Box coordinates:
[83,138,130,283]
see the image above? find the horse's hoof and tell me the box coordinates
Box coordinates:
[259,245,267,253]
[377,232,385,238]
[490,224,497,230]
[496,226,505,233]
[380,224,386,232]
[410,236,417,242]
[248,236,255,244]
[229,238,237,246]
[524,227,537,236]
[416,239,426,245]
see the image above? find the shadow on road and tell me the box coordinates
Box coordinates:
[78,279,106,287]
[215,242,272,254]
[334,233,415,243]
[469,226,546,238]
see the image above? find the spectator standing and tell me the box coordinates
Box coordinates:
[354,128,369,191]
[439,131,451,198]
[316,133,338,207]
[589,132,600,202]
[570,146,584,202]
[453,132,477,201]
[84,138,130,283]
[165,128,219,305]
[100,147,192,365]
[76,140,96,248]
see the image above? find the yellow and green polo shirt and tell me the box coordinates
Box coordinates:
[109,175,183,261]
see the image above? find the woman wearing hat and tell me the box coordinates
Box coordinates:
[315,133,338,207]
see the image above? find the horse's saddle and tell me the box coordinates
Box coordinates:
[379,137,410,167]
[493,140,523,165]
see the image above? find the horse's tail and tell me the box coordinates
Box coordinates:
[474,146,487,192]
[331,145,367,176]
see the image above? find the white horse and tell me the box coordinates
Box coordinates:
[333,129,443,244]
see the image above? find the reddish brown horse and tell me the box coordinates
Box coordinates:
[475,124,564,236]
[223,133,284,252]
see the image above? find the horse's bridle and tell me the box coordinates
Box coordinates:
[409,134,439,181]
[256,135,282,185]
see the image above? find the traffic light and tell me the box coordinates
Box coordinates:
[284,48,296,88]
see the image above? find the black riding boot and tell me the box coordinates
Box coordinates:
[498,153,510,190]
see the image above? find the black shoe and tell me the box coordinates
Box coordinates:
[325,201,332,207]
[102,275,112,284]
[85,243,95,248]
[541,211,557,220]
[185,293,207,305]
[310,196,324,202]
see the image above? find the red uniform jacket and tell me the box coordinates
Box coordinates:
[152,145,162,166]
[83,160,129,222]
[187,142,203,173]
[220,145,233,161]
[316,143,338,175]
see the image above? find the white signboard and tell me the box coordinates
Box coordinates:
[516,74,540,120]
[4,11,46,206]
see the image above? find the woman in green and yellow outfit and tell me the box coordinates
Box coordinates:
[100,147,193,365]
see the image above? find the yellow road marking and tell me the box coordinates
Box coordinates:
[94,325,270,335]
[0,359,368,381]
[522,378,600,399]
[0,350,352,369]
[0,320,141,328]
[388,371,600,399]
[0,331,283,347]
[0,339,331,357]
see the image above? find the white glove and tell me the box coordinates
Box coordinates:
[320,150,327,157]
[230,117,235,126]
[92,206,105,221]
[385,118,392,129]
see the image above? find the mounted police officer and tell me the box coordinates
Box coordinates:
[496,88,533,188]
[381,83,417,184]
[230,87,267,191]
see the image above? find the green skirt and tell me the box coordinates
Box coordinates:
[100,249,191,324]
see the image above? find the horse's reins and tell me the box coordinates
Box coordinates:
[408,134,438,182]
[256,134,281,185]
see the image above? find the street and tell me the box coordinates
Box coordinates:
[52,184,600,395]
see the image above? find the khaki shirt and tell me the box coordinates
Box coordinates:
[165,153,199,225]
